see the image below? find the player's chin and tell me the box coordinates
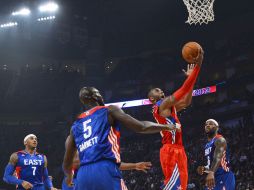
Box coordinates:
[32,144,37,148]
[204,127,210,133]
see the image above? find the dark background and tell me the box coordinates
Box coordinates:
[0,0,254,189]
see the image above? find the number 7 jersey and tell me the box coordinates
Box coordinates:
[71,106,121,166]
[15,151,45,189]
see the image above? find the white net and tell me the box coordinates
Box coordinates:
[183,0,215,25]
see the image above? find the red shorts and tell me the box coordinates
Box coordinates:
[160,144,188,190]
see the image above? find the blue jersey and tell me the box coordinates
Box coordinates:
[15,151,45,189]
[71,106,121,166]
[205,135,231,176]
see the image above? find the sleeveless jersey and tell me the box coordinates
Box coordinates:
[204,135,231,176]
[15,151,45,189]
[153,100,183,146]
[71,106,121,166]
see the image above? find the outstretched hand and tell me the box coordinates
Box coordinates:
[205,172,215,189]
[182,64,195,77]
[135,162,152,173]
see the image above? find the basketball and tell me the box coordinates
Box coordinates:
[182,42,202,63]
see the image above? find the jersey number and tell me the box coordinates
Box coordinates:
[83,119,92,139]
[32,167,36,176]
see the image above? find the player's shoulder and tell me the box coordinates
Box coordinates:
[107,105,121,111]
[35,152,45,157]
[215,134,225,140]
[108,105,128,119]
[10,152,19,157]
[15,150,26,156]
[107,105,123,123]
[214,135,226,144]
[9,152,19,164]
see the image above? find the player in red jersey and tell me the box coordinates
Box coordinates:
[147,49,204,190]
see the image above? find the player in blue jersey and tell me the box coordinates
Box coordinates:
[3,134,57,190]
[62,137,152,190]
[197,119,235,190]
[63,87,180,190]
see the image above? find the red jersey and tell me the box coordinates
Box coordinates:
[153,100,183,146]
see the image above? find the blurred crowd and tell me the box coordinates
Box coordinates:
[121,120,254,190]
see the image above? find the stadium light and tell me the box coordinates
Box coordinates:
[0,22,18,28]
[12,8,31,16]
[39,2,58,12]
[37,16,56,22]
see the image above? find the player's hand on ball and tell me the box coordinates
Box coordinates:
[21,181,33,189]
[193,48,204,66]
[197,166,205,175]
[50,188,58,190]
[135,162,152,173]
[205,171,215,189]
[182,64,195,77]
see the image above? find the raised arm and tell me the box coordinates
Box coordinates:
[175,86,194,112]
[159,50,203,117]
[205,137,227,189]
[108,105,179,134]
[175,64,196,112]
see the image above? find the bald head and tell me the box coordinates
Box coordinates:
[148,88,165,104]
[79,87,104,106]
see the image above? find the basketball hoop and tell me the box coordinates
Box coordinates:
[183,0,215,25]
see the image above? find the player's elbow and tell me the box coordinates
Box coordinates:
[134,126,145,133]
[3,175,10,184]
[138,128,148,134]
[3,176,7,183]
[184,99,192,107]
[132,121,157,134]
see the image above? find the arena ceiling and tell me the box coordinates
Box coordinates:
[0,0,253,58]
